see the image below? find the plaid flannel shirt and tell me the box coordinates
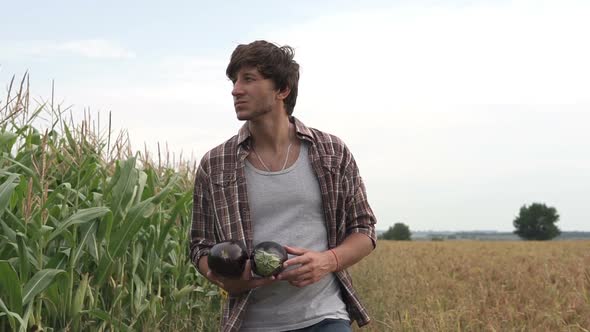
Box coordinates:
[190,117,377,332]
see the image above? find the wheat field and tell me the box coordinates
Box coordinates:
[350,240,590,331]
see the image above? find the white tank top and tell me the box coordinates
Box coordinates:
[240,142,349,332]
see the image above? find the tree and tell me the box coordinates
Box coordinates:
[380,223,411,241]
[513,203,561,240]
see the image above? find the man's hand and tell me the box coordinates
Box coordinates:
[207,260,276,296]
[277,246,337,288]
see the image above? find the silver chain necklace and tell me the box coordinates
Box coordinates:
[252,142,293,172]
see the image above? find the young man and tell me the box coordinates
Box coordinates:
[190,40,377,332]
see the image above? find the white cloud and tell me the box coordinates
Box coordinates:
[54,39,135,59]
[261,1,590,109]
[2,39,135,59]
[62,54,232,111]
[57,53,238,163]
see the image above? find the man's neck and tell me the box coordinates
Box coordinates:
[248,113,293,153]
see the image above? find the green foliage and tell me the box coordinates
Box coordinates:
[380,223,412,241]
[0,75,221,331]
[513,202,561,241]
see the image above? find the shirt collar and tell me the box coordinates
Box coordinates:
[236,116,315,149]
[292,116,314,142]
[237,122,251,147]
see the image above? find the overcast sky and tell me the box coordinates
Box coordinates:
[2,0,589,231]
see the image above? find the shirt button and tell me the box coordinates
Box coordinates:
[331,167,336,172]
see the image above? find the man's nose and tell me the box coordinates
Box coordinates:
[232,82,244,97]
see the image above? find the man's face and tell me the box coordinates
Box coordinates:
[231,67,280,121]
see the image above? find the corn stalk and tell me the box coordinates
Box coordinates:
[0,74,221,331]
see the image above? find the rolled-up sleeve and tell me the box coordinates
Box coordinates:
[189,161,217,275]
[344,155,377,248]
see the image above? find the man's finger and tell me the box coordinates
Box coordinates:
[242,260,253,280]
[292,271,313,283]
[277,265,307,281]
[284,246,307,255]
[283,254,311,268]
[206,271,225,288]
[249,275,276,289]
[207,271,220,283]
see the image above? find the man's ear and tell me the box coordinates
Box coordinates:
[277,87,291,100]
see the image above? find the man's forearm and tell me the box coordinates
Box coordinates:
[198,255,210,277]
[330,232,374,271]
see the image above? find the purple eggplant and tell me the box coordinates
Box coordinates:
[207,240,248,279]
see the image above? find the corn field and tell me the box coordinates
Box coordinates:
[0,75,221,331]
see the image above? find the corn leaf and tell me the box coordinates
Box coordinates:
[85,309,132,332]
[47,207,110,243]
[0,260,22,315]
[172,285,196,302]
[0,131,18,151]
[108,199,155,259]
[71,273,89,318]
[110,157,139,221]
[135,171,148,204]
[1,156,37,188]
[0,218,17,243]
[71,221,98,268]
[150,173,179,205]
[0,297,24,331]
[0,173,19,216]
[16,233,30,282]
[96,208,113,245]
[22,269,65,305]
[93,256,114,289]
[84,220,100,261]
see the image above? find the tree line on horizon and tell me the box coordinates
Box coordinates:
[379,202,562,241]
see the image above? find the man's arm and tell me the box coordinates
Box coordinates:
[342,151,377,248]
[189,162,216,275]
[278,233,373,288]
[278,147,376,287]
[327,232,374,270]
[190,161,277,295]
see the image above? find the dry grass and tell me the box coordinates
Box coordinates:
[350,240,590,332]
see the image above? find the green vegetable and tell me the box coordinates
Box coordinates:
[251,241,288,277]
[253,250,282,276]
